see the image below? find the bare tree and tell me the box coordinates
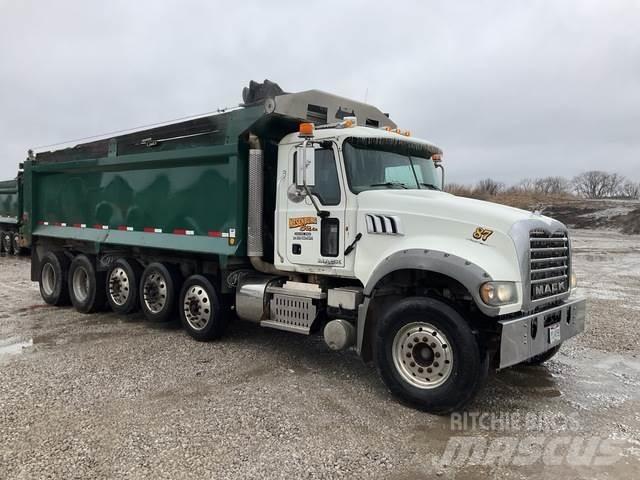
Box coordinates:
[620,180,640,199]
[534,176,570,195]
[475,178,505,196]
[572,171,626,198]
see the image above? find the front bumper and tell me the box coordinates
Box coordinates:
[498,297,586,369]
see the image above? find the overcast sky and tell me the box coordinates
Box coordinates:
[1,0,638,184]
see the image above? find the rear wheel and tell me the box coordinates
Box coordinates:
[39,251,70,306]
[179,275,226,341]
[2,231,13,255]
[106,258,142,314]
[12,233,21,255]
[0,230,4,254]
[374,297,488,415]
[140,262,181,322]
[68,255,107,313]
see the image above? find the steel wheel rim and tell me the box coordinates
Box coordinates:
[183,284,212,331]
[12,235,19,254]
[108,267,130,306]
[72,266,90,303]
[143,272,167,314]
[42,263,56,296]
[392,322,454,389]
[2,234,10,251]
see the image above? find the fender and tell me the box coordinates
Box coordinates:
[356,249,497,355]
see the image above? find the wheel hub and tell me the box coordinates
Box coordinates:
[392,322,454,389]
[143,273,167,314]
[108,267,130,306]
[183,286,211,331]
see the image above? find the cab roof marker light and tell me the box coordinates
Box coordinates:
[298,122,315,137]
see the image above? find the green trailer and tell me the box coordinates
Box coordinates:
[0,176,23,254]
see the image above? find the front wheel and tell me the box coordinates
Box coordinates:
[374,297,488,415]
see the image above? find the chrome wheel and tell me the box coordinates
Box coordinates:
[12,235,20,255]
[392,322,454,389]
[143,272,167,314]
[2,233,11,252]
[108,267,130,306]
[41,263,56,296]
[183,284,211,331]
[72,266,90,303]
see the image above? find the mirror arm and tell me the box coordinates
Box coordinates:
[435,162,445,190]
[301,138,330,218]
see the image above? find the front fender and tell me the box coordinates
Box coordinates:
[356,249,522,356]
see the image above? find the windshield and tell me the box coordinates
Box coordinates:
[343,138,441,193]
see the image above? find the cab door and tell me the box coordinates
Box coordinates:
[285,145,346,269]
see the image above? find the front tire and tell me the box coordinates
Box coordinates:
[179,275,226,341]
[374,297,488,415]
[68,254,107,313]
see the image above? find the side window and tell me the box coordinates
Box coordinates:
[294,149,341,206]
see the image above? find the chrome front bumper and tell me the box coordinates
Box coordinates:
[498,297,586,369]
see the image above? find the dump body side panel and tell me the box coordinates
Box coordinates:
[28,144,248,256]
[0,179,20,225]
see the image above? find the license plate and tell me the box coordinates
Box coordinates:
[548,324,561,345]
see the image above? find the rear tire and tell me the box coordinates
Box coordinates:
[374,297,488,415]
[12,233,21,256]
[2,231,13,255]
[106,258,142,314]
[525,344,561,365]
[68,254,107,313]
[179,275,226,341]
[39,251,71,306]
[140,262,181,322]
[0,230,5,254]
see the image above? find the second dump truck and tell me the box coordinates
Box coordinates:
[16,80,585,413]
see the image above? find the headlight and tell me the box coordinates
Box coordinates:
[480,282,518,306]
[570,272,577,290]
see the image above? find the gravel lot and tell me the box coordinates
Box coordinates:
[0,229,639,479]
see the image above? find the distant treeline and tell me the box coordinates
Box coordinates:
[447,171,640,200]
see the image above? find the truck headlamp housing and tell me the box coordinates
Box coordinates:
[480,282,518,307]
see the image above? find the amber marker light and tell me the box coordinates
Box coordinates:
[299,122,315,137]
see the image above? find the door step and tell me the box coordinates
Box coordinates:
[261,283,326,334]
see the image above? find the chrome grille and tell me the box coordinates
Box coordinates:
[529,230,570,301]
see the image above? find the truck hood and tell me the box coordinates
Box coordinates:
[356,189,559,234]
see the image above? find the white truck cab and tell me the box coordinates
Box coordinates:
[237,83,586,414]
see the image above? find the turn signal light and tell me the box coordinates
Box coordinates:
[299,122,315,137]
[432,153,443,162]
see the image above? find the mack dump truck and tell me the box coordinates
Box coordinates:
[0,176,23,255]
[17,80,585,413]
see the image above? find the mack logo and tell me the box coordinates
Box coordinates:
[534,281,566,297]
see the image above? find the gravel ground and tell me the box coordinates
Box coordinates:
[0,229,639,479]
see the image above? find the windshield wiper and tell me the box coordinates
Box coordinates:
[419,182,440,190]
[370,182,408,189]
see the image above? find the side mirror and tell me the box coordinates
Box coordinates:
[296,145,315,187]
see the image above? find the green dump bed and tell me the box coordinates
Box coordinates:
[0,179,20,225]
[24,106,270,256]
